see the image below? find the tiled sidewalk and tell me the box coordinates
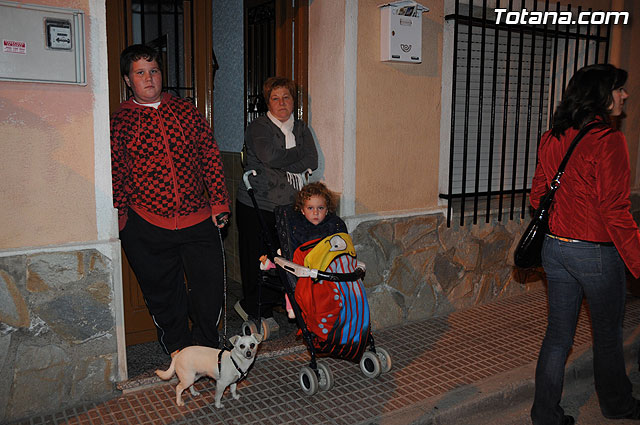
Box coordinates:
[12,287,640,425]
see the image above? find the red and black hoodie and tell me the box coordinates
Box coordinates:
[111,93,229,231]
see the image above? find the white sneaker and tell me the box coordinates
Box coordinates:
[234,301,249,321]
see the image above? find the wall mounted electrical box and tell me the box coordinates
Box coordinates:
[380,1,429,63]
[0,1,86,85]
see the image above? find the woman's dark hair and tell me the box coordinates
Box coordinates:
[263,76,297,103]
[551,63,627,136]
[294,182,338,214]
[120,44,163,78]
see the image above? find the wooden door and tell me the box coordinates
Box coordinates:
[106,0,213,346]
[106,0,307,346]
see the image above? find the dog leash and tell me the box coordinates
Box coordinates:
[217,349,249,382]
[216,226,230,351]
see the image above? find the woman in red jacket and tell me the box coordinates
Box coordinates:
[530,64,640,424]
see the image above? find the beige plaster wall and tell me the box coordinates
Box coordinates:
[611,0,640,187]
[308,1,347,194]
[350,0,639,216]
[0,0,98,249]
[355,0,444,215]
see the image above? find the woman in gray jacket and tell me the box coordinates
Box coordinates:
[235,76,318,329]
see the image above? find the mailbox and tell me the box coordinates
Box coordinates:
[380,1,429,63]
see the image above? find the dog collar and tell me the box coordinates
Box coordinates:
[218,349,248,382]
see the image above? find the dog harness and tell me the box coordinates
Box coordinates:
[218,349,249,382]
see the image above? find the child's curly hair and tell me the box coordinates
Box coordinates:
[294,182,338,214]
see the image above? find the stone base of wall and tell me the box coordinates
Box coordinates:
[352,191,640,331]
[0,244,121,423]
[351,210,546,330]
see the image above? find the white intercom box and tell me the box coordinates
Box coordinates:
[0,1,86,85]
[380,1,429,63]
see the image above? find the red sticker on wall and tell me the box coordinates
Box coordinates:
[3,40,26,54]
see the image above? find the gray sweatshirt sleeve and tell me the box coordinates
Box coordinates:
[286,120,318,173]
[245,118,318,172]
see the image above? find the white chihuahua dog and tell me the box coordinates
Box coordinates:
[156,333,263,408]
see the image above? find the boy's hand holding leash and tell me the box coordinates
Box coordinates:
[214,212,229,228]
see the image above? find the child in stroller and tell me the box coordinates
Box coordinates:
[289,182,347,252]
[261,182,347,318]
[275,183,378,359]
[242,171,391,395]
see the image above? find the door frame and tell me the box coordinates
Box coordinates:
[275,0,308,121]
[106,0,215,347]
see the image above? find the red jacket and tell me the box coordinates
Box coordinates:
[111,93,229,230]
[531,123,640,277]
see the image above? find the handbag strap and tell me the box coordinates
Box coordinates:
[548,121,605,191]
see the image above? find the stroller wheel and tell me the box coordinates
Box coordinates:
[360,351,382,378]
[299,365,319,396]
[375,347,392,373]
[242,320,259,338]
[316,361,334,391]
[261,317,279,340]
[259,320,271,341]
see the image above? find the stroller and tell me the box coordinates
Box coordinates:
[240,170,392,395]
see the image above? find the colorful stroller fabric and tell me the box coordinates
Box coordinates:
[293,232,371,361]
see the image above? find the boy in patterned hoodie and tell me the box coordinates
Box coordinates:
[111,44,229,356]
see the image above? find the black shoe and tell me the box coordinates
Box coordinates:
[603,399,640,420]
[562,415,575,425]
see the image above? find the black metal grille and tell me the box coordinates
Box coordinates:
[127,0,196,101]
[245,1,276,126]
[442,0,611,226]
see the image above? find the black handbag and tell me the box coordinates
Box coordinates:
[514,122,603,269]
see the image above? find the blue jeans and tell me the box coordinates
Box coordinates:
[531,235,635,424]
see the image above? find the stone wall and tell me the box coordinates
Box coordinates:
[351,212,543,330]
[353,191,640,331]
[351,193,640,329]
[0,249,119,423]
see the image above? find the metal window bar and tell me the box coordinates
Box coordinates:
[460,0,473,225]
[442,0,610,227]
[446,0,460,223]
[573,6,581,73]
[561,4,570,90]
[484,0,500,220]
[472,0,488,224]
[497,3,512,221]
[245,1,276,127]
[523,0,549,215]
[518,0,538,216]
[510,0,526,220]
